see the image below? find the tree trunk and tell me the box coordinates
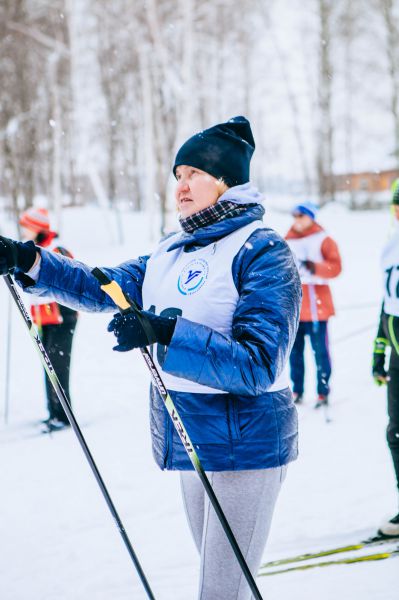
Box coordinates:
[381,0,399,168]
[316,0,335,205]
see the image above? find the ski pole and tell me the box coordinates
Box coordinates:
[2,273,156,600]
[92,268,265,600]
[4,292,12,424]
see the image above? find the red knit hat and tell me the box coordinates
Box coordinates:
[19,207,52,233]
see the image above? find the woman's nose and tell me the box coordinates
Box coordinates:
[177,178,189,192]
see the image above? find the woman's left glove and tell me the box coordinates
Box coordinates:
[107,310,177,351]
[372,336,389,386]
[0,237,37,275]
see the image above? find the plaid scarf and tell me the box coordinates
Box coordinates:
[179,201,254,233]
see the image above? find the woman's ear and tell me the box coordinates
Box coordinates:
[216,179,229,198]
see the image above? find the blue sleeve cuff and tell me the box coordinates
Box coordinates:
[18,250,148,313]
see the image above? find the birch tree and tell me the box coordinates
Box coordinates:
[379,0,399,167]
[316,0,335,205]
[1,0,72,230]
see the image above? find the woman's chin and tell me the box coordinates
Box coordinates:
[179,207,195,218]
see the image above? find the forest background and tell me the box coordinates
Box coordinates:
[1,0,399,236]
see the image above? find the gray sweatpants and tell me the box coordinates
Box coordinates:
[180,467,286,600]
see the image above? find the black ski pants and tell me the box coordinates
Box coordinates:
[381,314,399,491]
[41,319,77,423]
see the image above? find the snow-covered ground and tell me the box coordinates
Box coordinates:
[0,203,397,600]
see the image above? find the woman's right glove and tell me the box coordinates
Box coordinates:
[372,337,389,386]
[107,309,177,351]
[0,236,37,275]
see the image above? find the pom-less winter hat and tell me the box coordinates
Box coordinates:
[19,207,53,233]
[173,116,255,187]
[292,201,319,220]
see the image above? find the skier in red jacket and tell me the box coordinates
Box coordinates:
[285,201,342,408]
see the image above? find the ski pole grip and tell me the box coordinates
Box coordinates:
[91,267,132,311]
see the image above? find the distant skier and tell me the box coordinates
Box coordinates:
[19,207,78,432]
[285,201,342,408]
[372,180,399,537]
[0,117,301,599]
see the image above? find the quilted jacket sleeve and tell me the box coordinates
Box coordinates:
[16,249,149,312]
[162,229,301,396]
[315,236,342,279]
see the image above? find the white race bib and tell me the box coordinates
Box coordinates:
[142,221,288,393]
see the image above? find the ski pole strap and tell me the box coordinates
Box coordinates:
[91,267,132,311]
[91,268,156,345]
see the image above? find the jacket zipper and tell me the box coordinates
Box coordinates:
[163,408,173,468]
[228,396,241,441]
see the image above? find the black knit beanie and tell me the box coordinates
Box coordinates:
[173,116,255,187]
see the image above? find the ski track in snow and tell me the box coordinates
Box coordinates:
[0,205,398,599]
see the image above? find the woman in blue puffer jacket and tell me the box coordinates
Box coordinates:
[0,116,301,600]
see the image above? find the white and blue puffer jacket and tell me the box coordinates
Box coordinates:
[18,191,301,472]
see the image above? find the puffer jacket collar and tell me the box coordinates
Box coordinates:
[168,204,265,251]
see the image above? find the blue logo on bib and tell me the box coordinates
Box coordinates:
[177,259,209,295]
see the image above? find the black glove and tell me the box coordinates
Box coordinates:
[303,260,316,274]
[107,309,177,352]
[0,237,37,275]
[372,337,389,386]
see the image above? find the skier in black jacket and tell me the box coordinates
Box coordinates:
[19,207,78,432]
[372,181,399,537]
